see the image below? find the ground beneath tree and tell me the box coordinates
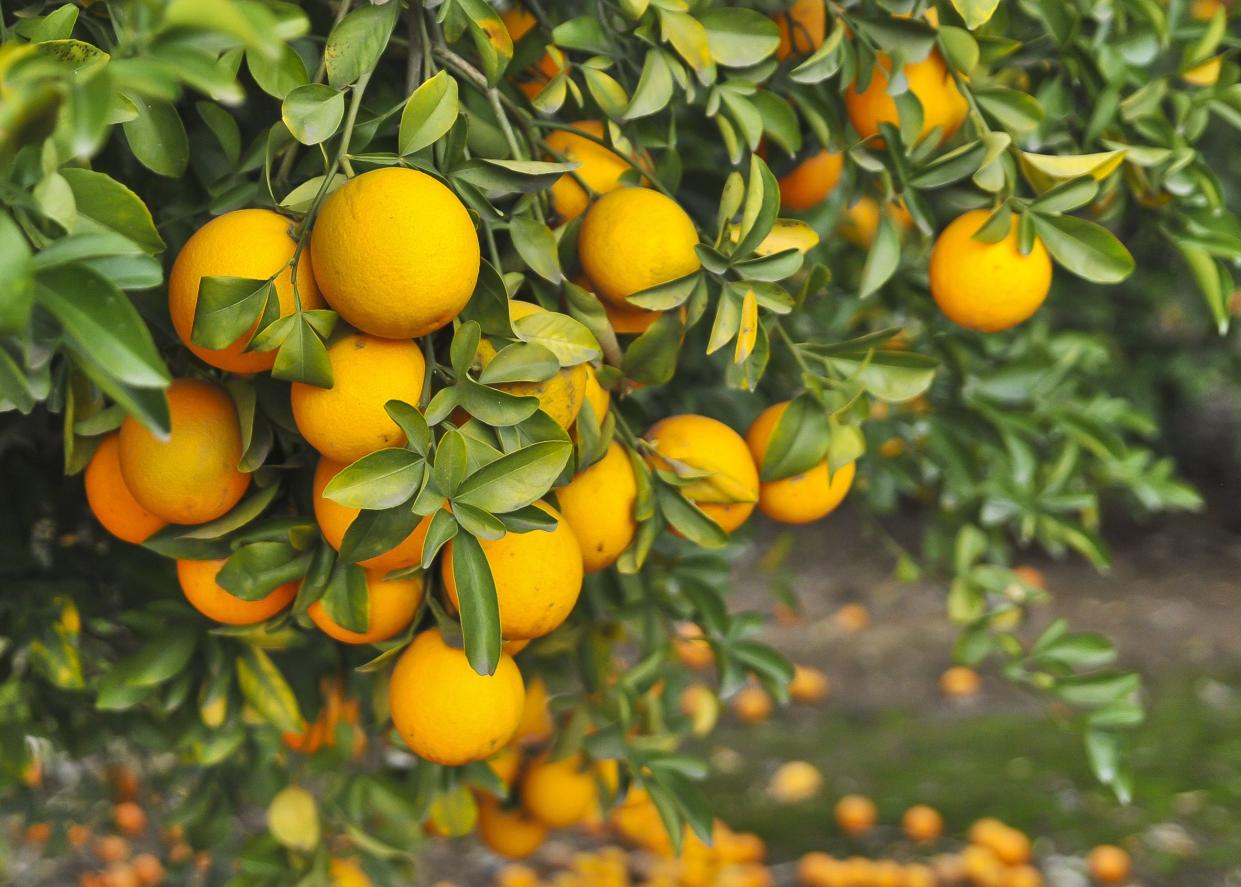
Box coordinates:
[424,507,1241,887]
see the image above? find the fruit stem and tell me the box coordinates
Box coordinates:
[336,71,372,179]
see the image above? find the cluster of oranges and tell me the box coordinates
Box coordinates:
[16,765,210,887]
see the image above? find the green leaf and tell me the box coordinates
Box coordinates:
[421,509,459,568]
[122,95,189,177]
[698,8,780,67]
[1056,673,1140,708]
[454,441,572,513]
[273,315,333,387]
[338,502,422,565]
[451,532,503,675]
[59,168,164,254]
[1029,213,1135,284]
[191,277,273,350]
[1028,177,1099,215]
[175,484,280,540]
[319,560,369,633]
[512,310,601,366]
[625,49,674,120]
[950,0,1002,29]
[325,0,399,88]
[36,266,168,389]
[823,349,937,401]
[858,212,901,298]
[623,313,681,384]
[759,394,829,481]
[247,45,310,99]
[510,217,562,283]
[324,449,425,510]
[0,211,34,334]
[216,541,311,601]
[282,83,345,145]
[119,627,199,688]
[656,485,728,549]
[478,342,559,384]
[457,0,514,85]
[399,70,460,155]
[236,646,304,732]
[973,87,1044,136]
[434,429,471,496]
[386,400,432,456]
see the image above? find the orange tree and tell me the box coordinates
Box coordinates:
[0,0,1228,881]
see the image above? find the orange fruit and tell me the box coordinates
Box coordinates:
[940,665,982,698]
[904,863,937,887]
[310,167,479,339]
[328,857,372,887]
[291,333,426,465]
[796,852,841,887]
[1012,565,1047,589]
[845,51,968,146]
[312,457,433,572]
[556,441,638,572]
[68,823,93,847]
[929,208,1052,332]
[902,804,944,843]
[579,187,701,308]
[168,209,321,374]
[774,0,826,58]
[835,602,870,633]
[1087,844,1131,884]
[486,745,523,789]
[545,121,634,221]
[442,502,583,640]
[581,364,610,422]
[85,434,166,543]
[984,825,1031,865]
[478,795,548,859]
[521,752,599,827]
[1004,865,1044,887]
[308,569,423,644]
[768,761,823,803]
[389,628,525,765]
[514,675,554,745]
[177,557,297,625]
[788,665,830,703]
[131,853,165,886]
[117,379,250,525]
[93,835,130,863]
[733,685,773,723]
[113,801,147,836]
[102,864,140,887]
[674,623,715,669]
[777,149,844,212]
[962,845,1005,885]
[23,821,51,844]
[745,401,855,524]
[834,794,877,836]
[838,197,913,248]
[603,298,665,334]
[645,414,759,533]
[479,301,589,429]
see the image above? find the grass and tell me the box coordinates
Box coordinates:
[699,670,1241,885]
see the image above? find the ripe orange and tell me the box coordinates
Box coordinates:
[311,457,433,572]
[177,557,297,625]
[845,51,968,146]
[797,852,841,887]
[521,752,599,827]
[836,602,870,633]
[556,441,638,572]
[442,502,583,640]
[168,208,321,374]
[514,675,554,745]
[479,301,589,429]
[102,864,140,887]
[85,434,167,543]
[68,823,93,848]
[545,122,634,221]
[579,187,701,307]
[674,622,715,669]
[777,149,844,212]
[733,685,773,723]
[773,0,826,59]
[1087,844,1131,884]
[986,825,1032,865]
[1005,865,1044,887]
[940,665,982,698]
[929,208,1052,332]
[478,795,549,859]
[581,365,610,422]
[308,569,423,644]
[118,379,250,525]
[93,835,130,863]
[604,298,665,334]
[486,745,523,789]
[788,664,830,703]
[768,761,823,803]
[310,167,479,339]
[328,857,372,887]
[835,794,877,836]
[113,801,147,837]
[131,853,164,886]
[291,332,426,465]
[23,821,51,844]
[745,401,855,524]
[902,804,944,843]
[904,863,937,887]
[388,628,525,765]
[838,196,913,248]
[645,414,759,533]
